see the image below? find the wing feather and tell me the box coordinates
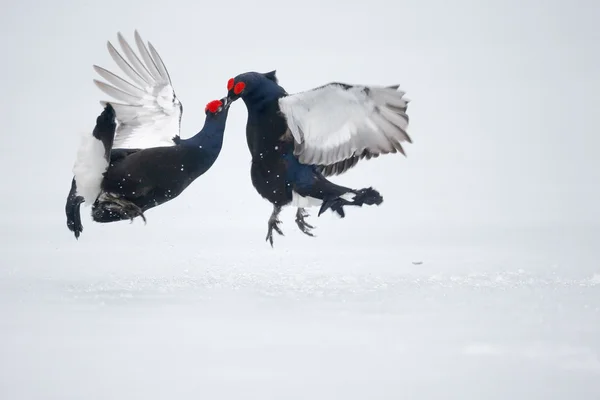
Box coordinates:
[116,32,157,84]
[278,83,411,176]
[106,41,148,88]
[95,30,182,150]
[147,42,171,83]
[93,65,147,98]
[131,31,163,82]
[93,79,144,105]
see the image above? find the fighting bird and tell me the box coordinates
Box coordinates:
[65,31,231,239]
[224,71,411,246]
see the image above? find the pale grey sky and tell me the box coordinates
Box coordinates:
[0,0,598,240]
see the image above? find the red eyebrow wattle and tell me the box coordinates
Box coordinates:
[234,82,246,95]
[205,99,223,113]
[227,78,234,91]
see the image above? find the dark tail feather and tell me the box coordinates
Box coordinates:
[318,186,383,218]
[318,198,347,218]
[295,169,384,218]
[353,187,383,206]
[65,178,85,239]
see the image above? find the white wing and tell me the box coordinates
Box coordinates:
[278,83,411,176]
[93,30,182,149]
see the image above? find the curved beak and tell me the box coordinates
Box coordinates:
[220,96,232,110]
[225,90,242,106]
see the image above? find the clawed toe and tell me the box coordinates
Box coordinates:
[266,218,284,247]
[122,204,146,224]
[128,208,147,224]
[102,194,146,224]
[295,208,316,237]
[265,205,284,247]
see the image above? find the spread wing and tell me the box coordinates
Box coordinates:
[93,30,182,150]
[278,82,411,177]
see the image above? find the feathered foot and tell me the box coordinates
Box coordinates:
[92,193,147,224]
[119,201,147,224]
[295,208,315,237]
[266,204,284,247]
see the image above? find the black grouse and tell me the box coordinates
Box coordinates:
[65,31,231,239]
[224,71,411,246]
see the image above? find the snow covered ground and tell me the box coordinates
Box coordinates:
[1,220,599,399]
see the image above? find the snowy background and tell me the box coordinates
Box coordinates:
[1,0,599,398]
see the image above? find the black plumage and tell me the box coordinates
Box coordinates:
[224,71,412,246]
[66,99,230,238]
[65,31,231,239]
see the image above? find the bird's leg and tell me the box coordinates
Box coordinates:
[120,201,147,225]
[295,208,315,237]
[101,193,147,224]
[266,204,284,247]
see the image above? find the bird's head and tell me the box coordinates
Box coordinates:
[225,70,283,105]
[204,97,231,119]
